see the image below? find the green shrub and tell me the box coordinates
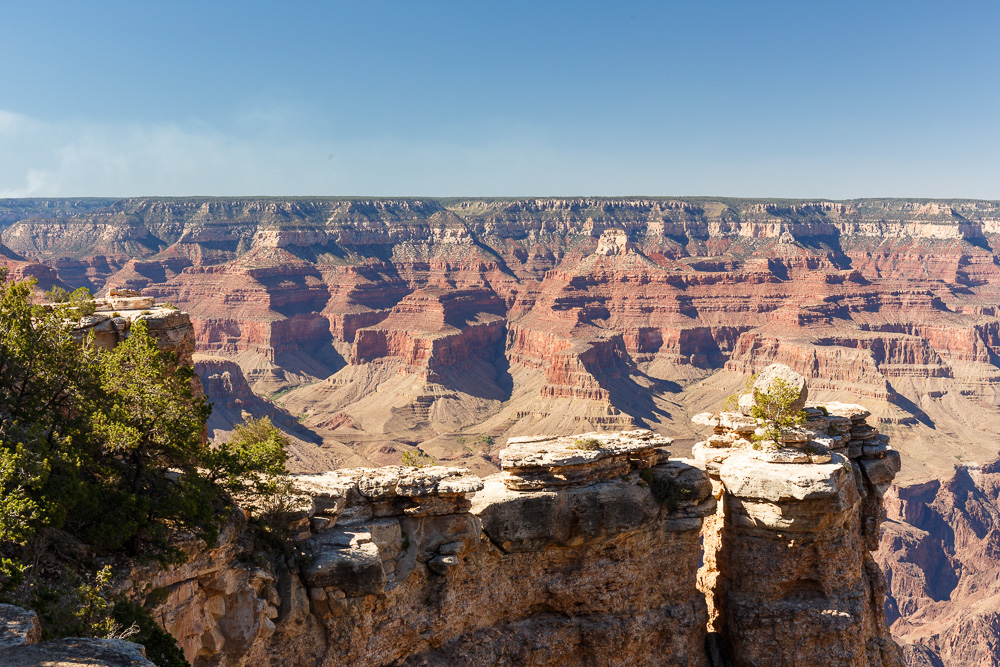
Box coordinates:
[570,437,602,451]
[0,271,290,648]
[748,377,806,444]
[401,450,434,468]
[45,285,71,302]
[46,285,96,317]
[206,417,291,504]
[639,468,691,512]
[270,387,293,400]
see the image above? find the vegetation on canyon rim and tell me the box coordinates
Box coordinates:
[750,377,806,444]
[726,374,806,448]
[401,449,435,468]
[0,271,290,661]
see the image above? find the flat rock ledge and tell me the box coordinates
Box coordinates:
[692,400,892,470]
[500,429,672,490]
[0,603,153,667]
[290,465,483,530]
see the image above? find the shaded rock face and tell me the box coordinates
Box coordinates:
[877,459,1000,666]
[124,433,716,667]
[692,380,903,667]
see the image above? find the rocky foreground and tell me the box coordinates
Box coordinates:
[0,370,905,666]
[0,414,902,666]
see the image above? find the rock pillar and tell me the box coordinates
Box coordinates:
[693,367,904,667]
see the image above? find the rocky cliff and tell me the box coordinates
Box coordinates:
[5,196,999,665]
[877,460,1000,665]
[110,403,900,667]
[691,384,903,666]
[7,196,1000,478]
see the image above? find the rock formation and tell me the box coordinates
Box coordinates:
[0,603,154,666]
[92,370,900,667]
[118,429,718,666]
[6,196,999,664]
[877,459,1000,665]
[691,367,903,666]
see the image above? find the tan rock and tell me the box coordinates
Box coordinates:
[499,429,671,490]
[740,363,808,416]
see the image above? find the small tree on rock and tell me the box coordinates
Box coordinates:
[749,377,806,444]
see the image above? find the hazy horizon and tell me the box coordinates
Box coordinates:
[3,1,999,199]
[4,194,1000,203]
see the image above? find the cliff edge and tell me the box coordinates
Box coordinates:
[101,366,902,667]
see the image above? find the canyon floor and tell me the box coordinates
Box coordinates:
[4,196,1000,665]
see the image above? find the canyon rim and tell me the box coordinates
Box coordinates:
[2,196,1000,665]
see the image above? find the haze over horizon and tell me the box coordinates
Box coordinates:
[2,1,998,199]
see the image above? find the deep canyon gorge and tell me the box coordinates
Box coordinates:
[4,196,1000,665]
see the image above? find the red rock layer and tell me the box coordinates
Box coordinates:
[12,197,1000,664]
[878,459,1000,666]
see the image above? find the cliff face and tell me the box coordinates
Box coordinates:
[7,196,1000,664]
[8,197,1000,479]
[692,383,903,667]
[122,431,717,667]
[111,415,900,667]
[7,305,904,667]
[877,460,1000,666]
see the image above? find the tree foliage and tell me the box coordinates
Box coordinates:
[206,416,291,502]
[401,450,434,468]
[0,271,289,659]
[749,377,806,443]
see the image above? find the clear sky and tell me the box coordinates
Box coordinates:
[2,1,998,198]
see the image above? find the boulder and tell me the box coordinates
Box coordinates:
[0,604,40,649]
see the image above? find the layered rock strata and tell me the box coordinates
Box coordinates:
[692,368,903,667]
[12,197,1000,485]
[116,430,716,666]
[90,409,904,667]
[878,459,1000,665]
[72,303,195,365]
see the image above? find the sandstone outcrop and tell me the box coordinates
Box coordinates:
[118,430,716,666]
[54,400,898,667]
[73,304,195,366]
[692,368,903,666]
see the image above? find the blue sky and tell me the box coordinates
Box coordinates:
[1,1,998,198]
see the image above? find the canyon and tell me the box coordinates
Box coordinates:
[4,196,1000,664]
